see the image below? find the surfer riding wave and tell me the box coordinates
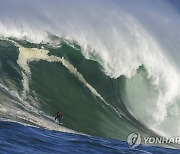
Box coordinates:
[55,111,63,124]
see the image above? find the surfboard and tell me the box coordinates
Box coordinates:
[55,119,63,125]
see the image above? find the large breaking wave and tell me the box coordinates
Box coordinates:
[0,0,180,143]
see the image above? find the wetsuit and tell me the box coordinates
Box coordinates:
[55,111,63,124]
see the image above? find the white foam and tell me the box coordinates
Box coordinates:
[0,111,77,134]
[0,94,77,134]
[17,46,121,116]
[0,107,7,113]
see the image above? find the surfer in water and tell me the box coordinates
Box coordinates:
[55,111,63,124]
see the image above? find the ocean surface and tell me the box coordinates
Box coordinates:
[1,0,180,153]
[1,121,180,154]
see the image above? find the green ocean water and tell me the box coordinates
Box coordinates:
[0,38,155,141]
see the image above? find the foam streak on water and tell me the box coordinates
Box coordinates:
[17,46,121,116]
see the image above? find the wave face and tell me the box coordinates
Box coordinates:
[0,0,180,142]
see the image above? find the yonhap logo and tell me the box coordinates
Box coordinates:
[127,132,141,149]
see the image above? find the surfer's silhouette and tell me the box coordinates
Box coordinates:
[55,111,63,124]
